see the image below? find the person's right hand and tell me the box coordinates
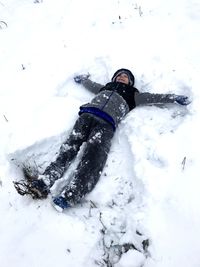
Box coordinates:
[74,74,90,84]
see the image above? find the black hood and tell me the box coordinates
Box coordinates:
[111,68,135,86]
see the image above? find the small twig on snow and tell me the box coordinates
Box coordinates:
[99,212,107,232]
[0,20,7,29]
[34,0,43,3]
[181,156,187,171]
[134,4,143,17]
[88,200,97,217]
[3,114,8,122]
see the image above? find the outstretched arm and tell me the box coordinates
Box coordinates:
[81,79,104,94]
[135,92,190,106]
[74,74,103,94]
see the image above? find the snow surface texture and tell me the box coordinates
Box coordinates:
[0,0,200,266]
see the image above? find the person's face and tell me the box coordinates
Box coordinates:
[115,73,129,85]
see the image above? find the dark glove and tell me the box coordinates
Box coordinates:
[74,73,90,84]
[175,95,190,105]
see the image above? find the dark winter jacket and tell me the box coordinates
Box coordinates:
[79,79,177,130]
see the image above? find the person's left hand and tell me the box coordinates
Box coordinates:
[175,95,190,105]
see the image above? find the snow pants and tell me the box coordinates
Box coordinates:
[43,113,114,205]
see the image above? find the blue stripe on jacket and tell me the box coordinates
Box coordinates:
[79,107,116,131]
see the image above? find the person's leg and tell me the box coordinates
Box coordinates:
[60,117,114,206]
[14,114,94,200]
[43,114,92,186]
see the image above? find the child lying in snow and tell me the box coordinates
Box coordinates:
[13,68,190,211]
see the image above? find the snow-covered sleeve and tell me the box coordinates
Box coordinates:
[81,79,104,94]
[134,92,176,106]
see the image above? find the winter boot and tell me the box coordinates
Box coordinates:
[13,179,49,199]
[52,196,70,212]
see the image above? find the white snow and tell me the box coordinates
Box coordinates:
[115,249,145,267]
[0,0,200,266]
